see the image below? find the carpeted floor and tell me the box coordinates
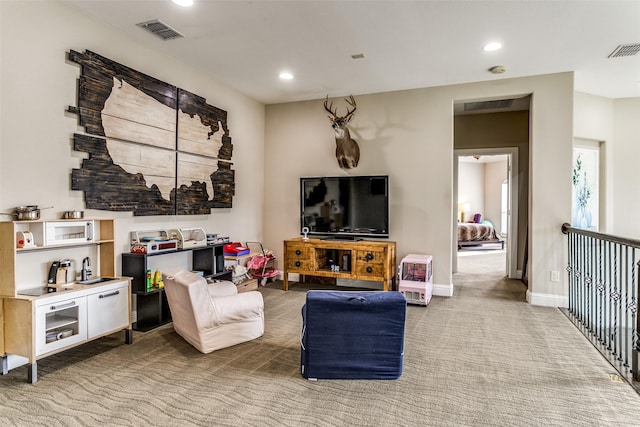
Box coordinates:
[2,255,640,426]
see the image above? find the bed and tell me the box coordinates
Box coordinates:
[457,221,504,250]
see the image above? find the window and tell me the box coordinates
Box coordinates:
[572,145,599,231]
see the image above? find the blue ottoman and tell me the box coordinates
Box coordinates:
[301,290,407,380]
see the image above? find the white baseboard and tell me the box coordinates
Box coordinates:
[433,283,454,297]
[280,272,296,282]
[526,290,568,308]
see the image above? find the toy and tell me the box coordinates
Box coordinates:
[398,254,433,306]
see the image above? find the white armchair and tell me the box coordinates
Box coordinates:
[162,269,264,353]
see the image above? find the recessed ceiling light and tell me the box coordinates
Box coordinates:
[483,42,503,52]
[172,0,194,7]
[279,72,294,80]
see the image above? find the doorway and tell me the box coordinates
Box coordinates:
[453,148,519,278]
[451,94,530,279]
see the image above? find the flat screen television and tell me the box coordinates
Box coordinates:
[300,175,389,240]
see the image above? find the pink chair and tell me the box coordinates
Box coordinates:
[162,269,264,353]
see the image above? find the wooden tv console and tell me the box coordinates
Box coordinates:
[283,238,397,291]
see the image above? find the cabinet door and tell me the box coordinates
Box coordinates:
[44,220,94,246]
[87,282,129,339]
[35,296,88,356]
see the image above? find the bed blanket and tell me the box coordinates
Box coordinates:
[458,223,498,242]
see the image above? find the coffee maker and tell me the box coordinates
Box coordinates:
[47,259,72,285]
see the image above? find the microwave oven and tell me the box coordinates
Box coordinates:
[45,220,95,246]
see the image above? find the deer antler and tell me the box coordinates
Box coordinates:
[324,96,337,119]
[344,95,357,117]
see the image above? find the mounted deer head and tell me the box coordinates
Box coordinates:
[324,95,360,169]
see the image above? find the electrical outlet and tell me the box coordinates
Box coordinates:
[550,271,560,282]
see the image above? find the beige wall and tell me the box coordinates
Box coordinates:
[613,98,640,239]
[573,92,614,232]
[573,93,640,239]
[0,1,266,274]
[484,160,508,230]
[265,73,574,305]
[458,162,484,220]
[458,159,507,228]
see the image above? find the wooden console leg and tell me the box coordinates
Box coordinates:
[27,362,37,384]
[283,271,289,291]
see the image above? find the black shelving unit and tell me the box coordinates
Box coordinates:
[122,243,231,331]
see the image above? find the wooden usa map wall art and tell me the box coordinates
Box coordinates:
[67,49,234,216]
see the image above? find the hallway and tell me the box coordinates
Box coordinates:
[454,248,527,303]
[447,248,640,423]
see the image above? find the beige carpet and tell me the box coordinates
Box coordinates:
[2,256,640,426]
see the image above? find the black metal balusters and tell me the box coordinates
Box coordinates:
[561,223,640,382]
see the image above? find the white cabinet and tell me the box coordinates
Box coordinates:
[87,282,129,338]
[1,219,130,383]
[35,295,88,356]
[2,279,131,383]
[44,220,94,246]
[33,280,129,357]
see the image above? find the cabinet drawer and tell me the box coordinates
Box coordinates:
[355,263,384,277]
[286,244,310,259]
[286,244,311,271]
[286,258,312,271]
[355,249,385,278]
[87,282,129,338]
[356,250,385,264]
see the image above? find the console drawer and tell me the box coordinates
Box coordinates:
[356,250,385,264]
[286,244,310,259]
[355,263,384,277]
[285,244,311,271]
[286,258,313,271]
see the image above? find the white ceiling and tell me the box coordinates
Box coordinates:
[62,0,640,105]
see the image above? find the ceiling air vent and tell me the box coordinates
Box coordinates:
[136,19,184,41]
[464,99,514,112]
[608,43,640,58]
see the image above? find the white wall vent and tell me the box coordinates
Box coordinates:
[136,19,184,41]
[608,43,640,58]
